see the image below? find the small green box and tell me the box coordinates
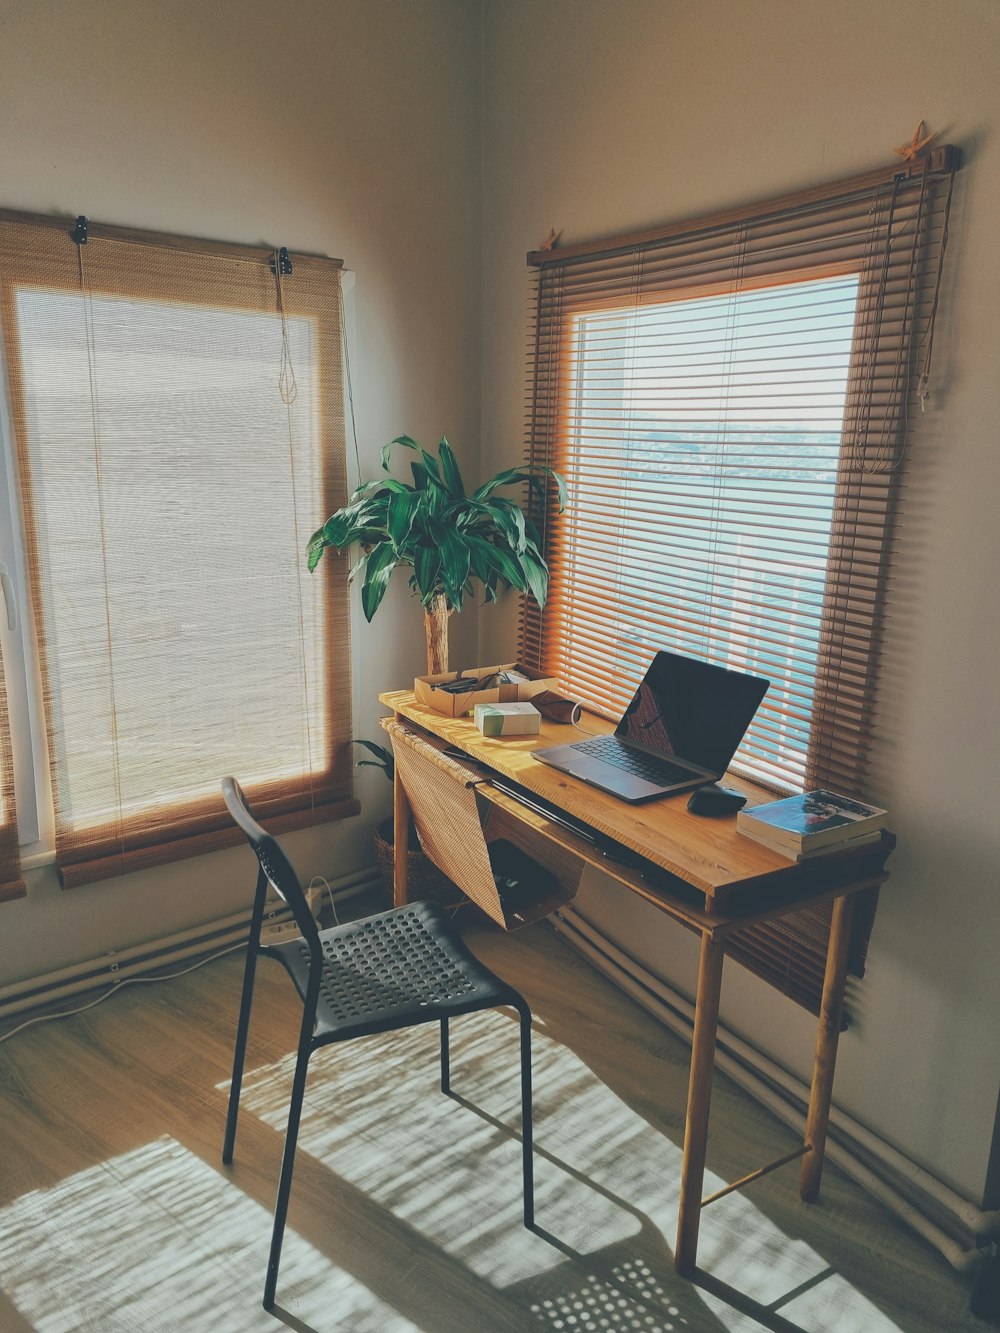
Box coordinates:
[474,702,542,737]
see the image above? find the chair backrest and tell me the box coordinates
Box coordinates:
[221,776,322,950]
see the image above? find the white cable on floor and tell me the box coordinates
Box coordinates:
[0,942,244,1047]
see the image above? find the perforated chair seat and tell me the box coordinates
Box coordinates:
[266,900,520,1041]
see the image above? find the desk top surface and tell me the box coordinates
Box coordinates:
[379,690,894,913]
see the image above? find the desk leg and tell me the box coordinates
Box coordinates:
[392,715,410,908]
[800,892,855,1202]
[675,930,725,1278]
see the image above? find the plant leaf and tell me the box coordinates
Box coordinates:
[466,532,525,591]
[437,526,470,602]
[484,497,527,554]
[517,547,549,608]
[382,435,443,486]
[350,738,394,765]
[386,489,422,552]
[354,477,411,497]
[548,467,569,512]
[346,553,368,583]
[413,545,442,602]
[424,481,448,521]
[360,543,398,621]
[314,492,390,555]
[472,464,567,512]
[320,511,351,547]
[350,739,394,783]
[306,527,330,571]
[410,461,429,490]
[466,539,500,607]
[437,437,465,497]
[466,532,492,584]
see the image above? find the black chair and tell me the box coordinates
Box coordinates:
[220,776,534,1311]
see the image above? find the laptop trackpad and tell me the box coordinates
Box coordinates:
[532,745,673,802]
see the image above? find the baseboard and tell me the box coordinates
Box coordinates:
[0,865,383,1023]
[552,904,997,1271]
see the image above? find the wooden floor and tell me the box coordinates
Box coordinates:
[0,907,984,1333]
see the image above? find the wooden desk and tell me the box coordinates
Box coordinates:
[379,689,895,1277]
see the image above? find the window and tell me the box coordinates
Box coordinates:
[557,269,860,790]
[0,213,358,888]
[521,151,959,1014]
[522,150,958,798]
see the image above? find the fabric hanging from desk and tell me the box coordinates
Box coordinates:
[386,721,509,927]
[385,719,580,930]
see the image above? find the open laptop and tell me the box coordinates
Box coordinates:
[531,650,769,803]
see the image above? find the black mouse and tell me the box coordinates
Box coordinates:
[687,783,747,816]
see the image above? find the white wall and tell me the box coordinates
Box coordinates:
[0,0,482,975]
[480,0,1000,1205]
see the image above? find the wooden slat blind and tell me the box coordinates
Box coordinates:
[0,212,358,888]
[521,150,959,1016]
[0,642,25,901]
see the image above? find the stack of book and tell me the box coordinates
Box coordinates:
[736,789,888,861]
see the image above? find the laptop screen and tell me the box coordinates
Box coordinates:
[615,651,769,776]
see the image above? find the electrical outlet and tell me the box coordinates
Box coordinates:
[261,883,326,944]
[260,919,304,944]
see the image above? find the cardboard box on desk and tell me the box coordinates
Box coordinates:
[414,662,556,718]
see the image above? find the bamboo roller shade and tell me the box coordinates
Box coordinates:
[520,149,958,1019]
[387,721,510,928]
[386,720,579,930]
[0,211,357,888]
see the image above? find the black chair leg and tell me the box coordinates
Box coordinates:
[516,1000,534,1227]
[223,945,260,1165]
[440,1017,450,1094]
[263,1038,312,1311]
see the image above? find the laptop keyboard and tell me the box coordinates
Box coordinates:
[573,736,698,786]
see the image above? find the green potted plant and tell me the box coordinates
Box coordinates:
[314,435,566,904]
[307,435,566,672]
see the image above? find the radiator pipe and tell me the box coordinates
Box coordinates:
[0,868,380,1021]
[0,925,254,1022]
[0,906,256,1004]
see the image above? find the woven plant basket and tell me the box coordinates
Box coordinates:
[373,817,463,909]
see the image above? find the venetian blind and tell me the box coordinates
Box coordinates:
[0,212,358,888]
[521,149,958,1016]
[0,642,25,901]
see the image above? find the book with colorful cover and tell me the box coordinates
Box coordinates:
[736,789,888,854]
[791,828,884,861]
